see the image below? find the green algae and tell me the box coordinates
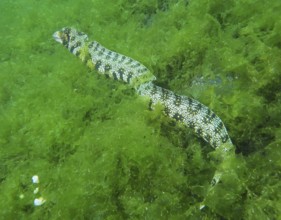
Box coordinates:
[1,0,281,219]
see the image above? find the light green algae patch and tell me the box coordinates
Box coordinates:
[0,0,281,219]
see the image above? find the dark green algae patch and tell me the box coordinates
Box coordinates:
[1,0,281,219]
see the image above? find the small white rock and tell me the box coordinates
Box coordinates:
[32,175,39,184]
[34,197,46,206]
[33,187,39,194]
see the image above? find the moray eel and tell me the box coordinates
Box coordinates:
[53,27,232,149]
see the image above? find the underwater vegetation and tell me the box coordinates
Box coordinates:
[0,0,281,219]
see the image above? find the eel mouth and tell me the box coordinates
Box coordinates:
[52,31,63,44]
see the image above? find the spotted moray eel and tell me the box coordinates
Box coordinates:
[53,27,232,149]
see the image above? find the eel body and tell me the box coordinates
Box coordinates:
[53,27,232,148]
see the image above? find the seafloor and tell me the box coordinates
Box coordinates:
[1,0,281,219]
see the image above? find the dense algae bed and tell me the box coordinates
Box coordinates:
[1,0,281,219]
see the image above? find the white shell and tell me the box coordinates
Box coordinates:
[34,197,46,206]
[32,175,39,184]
